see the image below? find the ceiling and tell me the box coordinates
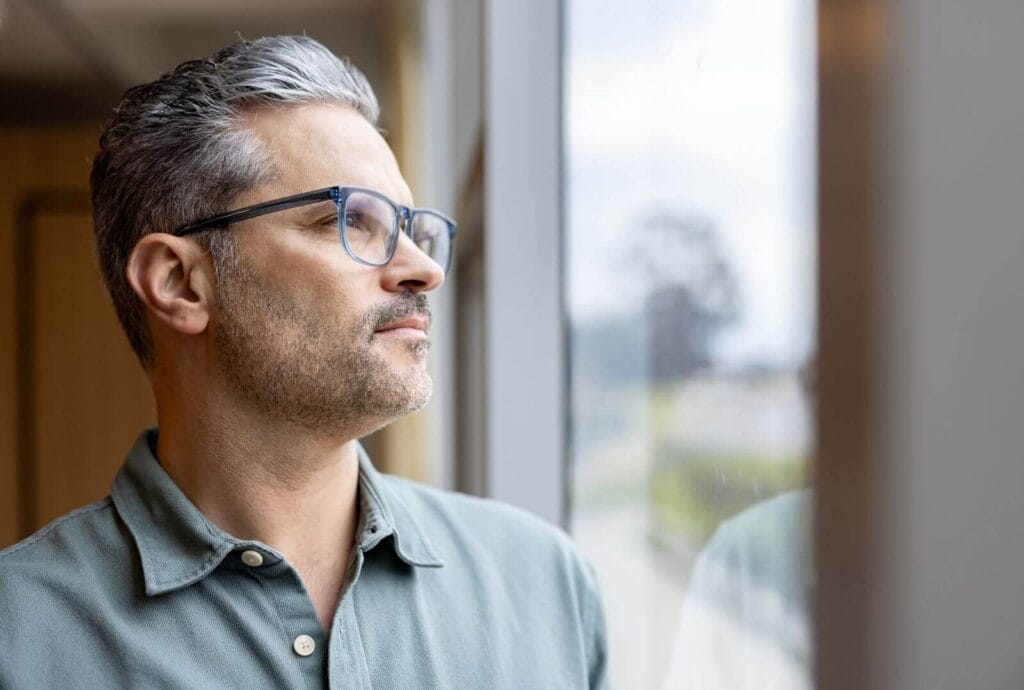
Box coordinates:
[0,0,393,124]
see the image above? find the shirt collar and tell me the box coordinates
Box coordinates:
[110,428,442,597]
[354,444,444,569]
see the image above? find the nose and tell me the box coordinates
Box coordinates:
[380,231,445,294]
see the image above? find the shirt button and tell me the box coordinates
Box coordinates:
[293,634,316,657]
[241,550,264,567]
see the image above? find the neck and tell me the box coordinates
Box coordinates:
[153,380,363,569]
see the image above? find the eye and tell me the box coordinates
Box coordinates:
[310,214,338,230]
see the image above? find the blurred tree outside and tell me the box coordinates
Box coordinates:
[630,207,805,555]
[571,204,808,558]
[626,209,740,381]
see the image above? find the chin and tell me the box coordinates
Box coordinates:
[409,371,433,402]
[375,332,430,356]
[402,370,433,409]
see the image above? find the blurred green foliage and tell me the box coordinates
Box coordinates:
[651,449,806,545]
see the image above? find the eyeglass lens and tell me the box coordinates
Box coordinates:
[342,191,395,264]
[341,191,451,270]
[410,211,452,271]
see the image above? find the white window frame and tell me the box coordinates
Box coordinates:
[482,0,566,526]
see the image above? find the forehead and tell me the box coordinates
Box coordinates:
[242,103,413,206]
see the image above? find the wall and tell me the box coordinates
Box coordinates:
[872,1,1024,687]
[0,127,149,545]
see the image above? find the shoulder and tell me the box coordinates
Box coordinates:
[383,475,575,556]
[0,498,119,561]
[380,475,607,671]
[376,476,609,684]
[0,498,129,598]
[0,499,142,685]
[381,474,601,593]
[692,489,812,610]
[383,474,555,535]
[705,490,810,561]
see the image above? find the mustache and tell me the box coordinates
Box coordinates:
[367,293,432,333]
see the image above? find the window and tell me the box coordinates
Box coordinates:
[563,1,817,687]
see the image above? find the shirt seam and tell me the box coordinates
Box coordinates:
[0,499,113,560]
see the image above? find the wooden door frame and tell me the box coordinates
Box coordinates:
[815,0,888,687]
[13,189,92,539]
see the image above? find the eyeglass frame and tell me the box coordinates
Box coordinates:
[174,185,457,274]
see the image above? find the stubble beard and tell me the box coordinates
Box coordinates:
[211,265,433,436]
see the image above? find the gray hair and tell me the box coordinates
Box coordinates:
[91,35,380,368]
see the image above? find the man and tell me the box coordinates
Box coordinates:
[0,36,607,689]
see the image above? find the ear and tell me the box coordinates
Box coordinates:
[126,233,212,336]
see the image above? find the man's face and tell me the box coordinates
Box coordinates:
[209,103,445,435]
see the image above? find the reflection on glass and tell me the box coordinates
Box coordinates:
[665,491,812,689]
[563,0,816,688]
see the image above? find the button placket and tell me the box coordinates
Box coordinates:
[328,558,373,690]
[252,561,327,687]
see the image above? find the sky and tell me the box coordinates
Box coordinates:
[564,0,817,369]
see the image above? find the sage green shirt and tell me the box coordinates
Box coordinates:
[0,429,607,689]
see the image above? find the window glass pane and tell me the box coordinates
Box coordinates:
[563,1,817,688]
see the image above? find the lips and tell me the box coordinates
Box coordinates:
[374,315,430,334]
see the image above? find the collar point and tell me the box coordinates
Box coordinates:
[393,538,445,568]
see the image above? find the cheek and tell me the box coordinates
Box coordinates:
[251,232,375,328]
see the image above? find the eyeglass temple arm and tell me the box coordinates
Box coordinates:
[175,188,339,236]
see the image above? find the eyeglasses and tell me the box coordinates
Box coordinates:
[175,186,457,274]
